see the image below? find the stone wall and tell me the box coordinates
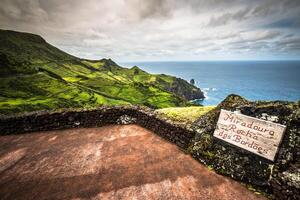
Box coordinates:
[270,164,300,200]
[0,105,194,150]
[0,98,299,199]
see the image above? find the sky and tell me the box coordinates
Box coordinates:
[0,0,300,61]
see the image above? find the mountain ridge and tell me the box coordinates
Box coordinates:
[0,29,204,114]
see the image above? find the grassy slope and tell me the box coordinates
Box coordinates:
[156,106,215,125]
[0,30,202,114]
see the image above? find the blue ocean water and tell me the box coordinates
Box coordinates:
[120,61,300,106]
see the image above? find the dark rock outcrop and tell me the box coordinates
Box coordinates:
[270,164,300,200]
[190,79,195,85]
[168,78,205,100]
[190,94,300,198]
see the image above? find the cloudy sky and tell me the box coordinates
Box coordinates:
[0,0,300,61]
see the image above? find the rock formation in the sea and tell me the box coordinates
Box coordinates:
[167,77,204,100]
[190,78,195,85]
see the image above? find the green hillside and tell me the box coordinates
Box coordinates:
[0,29,204,114]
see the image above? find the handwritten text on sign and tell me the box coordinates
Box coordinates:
[213,109,286,161]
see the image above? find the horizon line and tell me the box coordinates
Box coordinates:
[119,59,300,63]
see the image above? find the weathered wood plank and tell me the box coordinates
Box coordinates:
[213,109,286,161]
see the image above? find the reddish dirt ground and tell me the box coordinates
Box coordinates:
[0,124,266,200]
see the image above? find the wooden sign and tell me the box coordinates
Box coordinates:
[213,109,286,161]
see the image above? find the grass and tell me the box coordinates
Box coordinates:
[0,29,204,114]
[156,106,215,124]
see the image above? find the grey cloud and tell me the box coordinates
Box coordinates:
[265,18,300,29]
[125,0,173,19]
[228,31,281,46]
[0,0,299,60]
[208,9,250,27]
[276,37,300,50]
[124,0,242,20]
[282,0,300,9]
[0,0,48,23]
[251,1,277,17]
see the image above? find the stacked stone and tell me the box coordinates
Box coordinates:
[0,105,194,150]
[271,165,300,200]
[1,96,299,199]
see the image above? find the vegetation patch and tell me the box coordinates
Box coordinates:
[156,106,215,125]
[0,29,204,114]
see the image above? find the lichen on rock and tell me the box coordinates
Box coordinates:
[189,94,300,197]
[116,114,137,125]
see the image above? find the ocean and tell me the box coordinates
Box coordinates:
[120,61,300,106]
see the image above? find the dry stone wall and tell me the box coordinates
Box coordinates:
[0,97,299,199]
[0,106,194,150]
